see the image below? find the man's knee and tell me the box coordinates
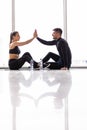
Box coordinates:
[48,52,53,55]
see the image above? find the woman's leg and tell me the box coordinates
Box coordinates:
[42,52,60,63]
[9,52,38,70]
[9,59,19,70]
[17,52,38,69]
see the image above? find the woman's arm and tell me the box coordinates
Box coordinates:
[13,30,37,47]
[15,37,35,46]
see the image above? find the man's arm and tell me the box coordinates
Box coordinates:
[37,37,56,46]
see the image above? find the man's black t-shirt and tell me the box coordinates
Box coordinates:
[37,37,72,68]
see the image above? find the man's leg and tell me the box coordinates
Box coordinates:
[45,62,64,70]
[42,52,60,63]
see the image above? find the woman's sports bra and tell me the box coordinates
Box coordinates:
[9,46,21,54]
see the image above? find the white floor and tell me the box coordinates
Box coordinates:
[0,69,87,130]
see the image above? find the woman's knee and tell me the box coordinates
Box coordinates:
[24,52,31,56]
[22,52,32,62]
[23,52,32,58]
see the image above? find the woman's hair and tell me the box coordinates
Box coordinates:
[10,31,18,44]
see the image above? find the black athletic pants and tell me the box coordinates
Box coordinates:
[42,52,64,69]
[9,52,38,70]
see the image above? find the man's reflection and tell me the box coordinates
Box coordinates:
[37,70,72,109]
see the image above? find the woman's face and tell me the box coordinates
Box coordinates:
[13,33,20,41]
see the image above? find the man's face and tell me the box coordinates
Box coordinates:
[52,31,60,39]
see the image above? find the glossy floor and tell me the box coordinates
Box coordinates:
[0,69,87,130]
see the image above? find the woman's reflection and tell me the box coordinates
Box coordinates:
[8,71,40,130]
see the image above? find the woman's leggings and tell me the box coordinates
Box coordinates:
[8,52,38,70]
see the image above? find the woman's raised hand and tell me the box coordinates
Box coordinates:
[33,29,38,38]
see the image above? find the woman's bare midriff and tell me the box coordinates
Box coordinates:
[9,54,19,59]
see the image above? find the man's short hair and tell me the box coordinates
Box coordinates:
[53,28,62,35]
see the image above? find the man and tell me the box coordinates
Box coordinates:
[36,28,72,70]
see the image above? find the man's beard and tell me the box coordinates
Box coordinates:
[53,37,57,39]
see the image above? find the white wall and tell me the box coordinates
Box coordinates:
[67,0,87,66]
[0,0,11,67]
[0,0,87,67]
[15,0,63,65]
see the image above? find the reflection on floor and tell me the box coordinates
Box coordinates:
[0,69,87,130]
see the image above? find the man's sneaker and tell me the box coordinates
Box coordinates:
[43,63,50,69]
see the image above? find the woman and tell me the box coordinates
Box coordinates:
[8,30,38,70]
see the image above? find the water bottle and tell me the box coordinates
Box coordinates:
[30,59,34,70]
[40,59,43,70]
